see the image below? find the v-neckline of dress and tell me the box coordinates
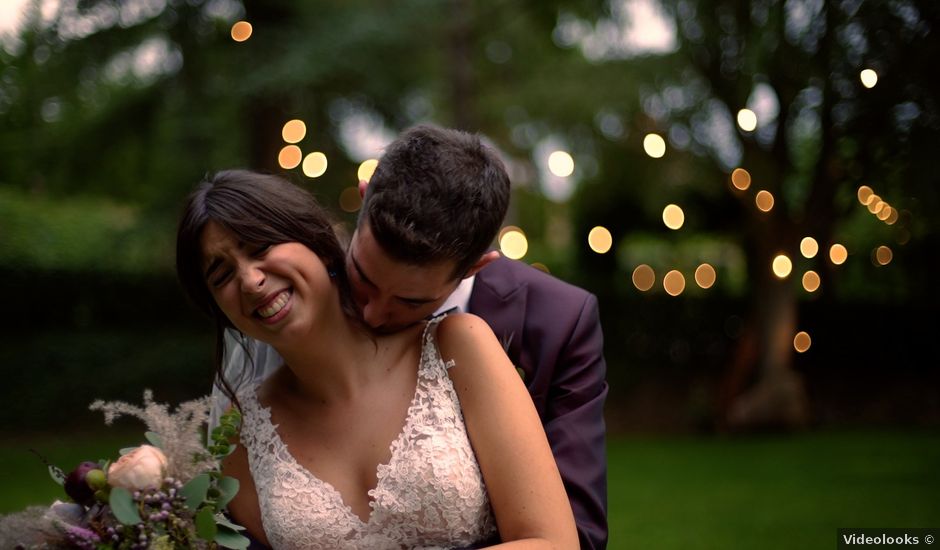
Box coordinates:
[252,356,425,526]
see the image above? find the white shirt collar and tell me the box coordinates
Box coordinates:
[434,275,475,315]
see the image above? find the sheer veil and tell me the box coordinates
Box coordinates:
[208,329,283,431]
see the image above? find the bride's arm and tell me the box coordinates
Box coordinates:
[222,435,271,548]
[437,313,579,550]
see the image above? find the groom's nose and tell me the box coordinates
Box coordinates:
[361,299,388,329]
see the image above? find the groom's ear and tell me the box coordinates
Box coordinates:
[358,179,369,199]
[462,251,500,279]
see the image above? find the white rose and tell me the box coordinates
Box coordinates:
[107,445,168,490]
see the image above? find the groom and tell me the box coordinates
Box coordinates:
[348,125,608,549]
[227,124,608,548]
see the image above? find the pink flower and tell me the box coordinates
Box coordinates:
[107,445,167,490]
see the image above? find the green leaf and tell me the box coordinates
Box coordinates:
[195,507,218,540]
[216,476,240,511]
[144,431,163,448]
[181,473,211,511]
[119,447,137,455]
[109,487,142,526]
[48,465,65,486]
[214,513,246,531]
[214,525,250,549]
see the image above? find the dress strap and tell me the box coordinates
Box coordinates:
[420,314,456,374]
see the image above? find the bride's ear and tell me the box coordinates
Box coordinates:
[462,251,500,279]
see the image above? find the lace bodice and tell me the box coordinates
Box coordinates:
[237,317,497,549]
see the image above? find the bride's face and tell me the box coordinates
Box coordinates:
[199,220,336,344]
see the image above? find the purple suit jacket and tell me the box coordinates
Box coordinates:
[468,256,608,549]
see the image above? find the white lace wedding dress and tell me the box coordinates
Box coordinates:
[237,317,497,549]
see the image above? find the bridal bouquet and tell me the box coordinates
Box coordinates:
[0,391,248,549]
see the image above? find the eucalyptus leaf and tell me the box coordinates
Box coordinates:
[214,513,246,531]
[144,431,163,448]
[48,465,65,486]
[195,507,217,540]
[181,473,210,511]
[119,447,138,455]
[214,525,250,549]
[109,487,142,526]
[216,476,240,510]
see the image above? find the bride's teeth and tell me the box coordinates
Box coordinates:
[258,291,289,318]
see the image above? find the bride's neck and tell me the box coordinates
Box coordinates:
[271,312,378,403]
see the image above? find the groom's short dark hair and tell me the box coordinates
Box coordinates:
[359,124,511,279]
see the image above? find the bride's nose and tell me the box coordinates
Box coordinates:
[239,263,266,292]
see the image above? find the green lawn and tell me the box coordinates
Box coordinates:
[2,430,938,549]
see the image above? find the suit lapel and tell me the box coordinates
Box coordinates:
[468,258,527,370]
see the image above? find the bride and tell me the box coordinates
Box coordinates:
[175,170,578,549]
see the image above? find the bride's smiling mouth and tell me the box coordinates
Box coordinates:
[254,289,293,324]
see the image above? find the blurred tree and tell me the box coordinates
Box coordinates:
[557,0,939,429]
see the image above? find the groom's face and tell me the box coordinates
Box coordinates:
[345,223,462,333]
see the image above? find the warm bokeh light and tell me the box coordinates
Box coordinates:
[231,21,252,42]
[357,159,379,182]
[694,263,716,289]
[737,108,757,131]
[662,204,684,230]
[588,226,613,254]
[866,195,882,214]
[632,264,656,292]
[531,262,550,274]
[793,331,812,353]
[802,271,820,292]
[772,254,793,278]
[800,237,819,258]
[339,187,362,213]
[499,229,528,260]
[885,208,899,225]
[857,185,874,205]
[281,119,306,143]
[860,69,878,88]
[548,150,575,177]
[643,133,666,158]
[875,245,893,265]
[663,270,686,296]
[302,152,328,178]
[731,168,751,190]
[877,204,892,221]
[277,145,302,170]
[829,243,848,265]
[755,190,775,212]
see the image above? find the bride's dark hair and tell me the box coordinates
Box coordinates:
[175,169,358,405]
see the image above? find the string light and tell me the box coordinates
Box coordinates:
[800,237,819,258]
[588,226,613,254]
[632,265,656,292]
[548,151,575,177]
[860,69,878,88]
[302,152,328,178]
[663,270,685,296]
[499,227,528,260]
[737,109,757,132]
[793,331,812,353]
[829,243,848,265]
[802,271,820,292]
[694,264,716,289]
[278,145,302,170]
[662,204,685,230]
[772,254,792,278]
[643,134,666,158]
[358,159,379,182]
[231,21,252,42]
[731,168,751,190]
[281,120,306,143]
